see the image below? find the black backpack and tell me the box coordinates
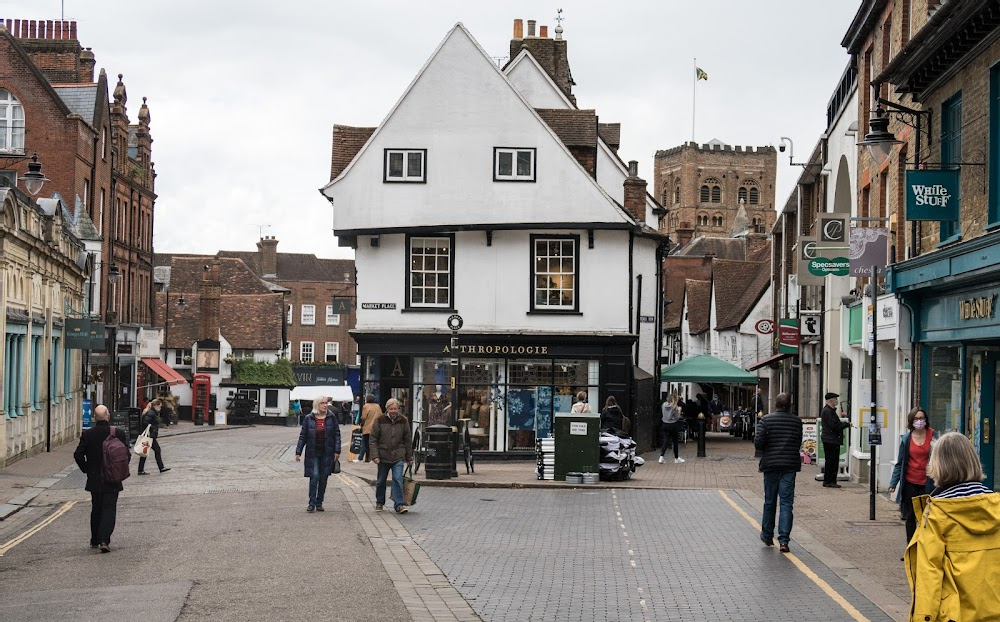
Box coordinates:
[101,426,131,484]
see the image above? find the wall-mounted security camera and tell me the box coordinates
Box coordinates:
[779,144,786,153]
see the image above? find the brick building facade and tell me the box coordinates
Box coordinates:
[653,141,777,243]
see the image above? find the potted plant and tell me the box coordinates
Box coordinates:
[182,355,192,364]
[224,354,235,364]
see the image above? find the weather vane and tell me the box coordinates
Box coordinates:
[252,223,271,238]
[555,8,564,39]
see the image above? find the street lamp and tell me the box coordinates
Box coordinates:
[107,262,120,285]
[20,152,50,196]
[856,106,904,166]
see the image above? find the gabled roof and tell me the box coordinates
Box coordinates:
[329,125,376,181]
[218,250,354,283]
[159,256,273,295]
[58,196,100,241]
[502,48,577,109]
[685,279,712,335]
[156,292,284,350]
[52,84,97,123]
[713,260,771,331]
[664,256,714,331]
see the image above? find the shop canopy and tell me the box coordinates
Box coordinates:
[659,355,759,384]
[290,385,354,403]
[140,358,187,389]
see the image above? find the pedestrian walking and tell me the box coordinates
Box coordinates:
[754,392,802,553]
[370,397,414,514]
[887,406,936,549]
[138,399,170,475]
[659,392,685,464]
[600,396,625,432]
[905,432,1000,621]
[295,396,342,513]
[571,391,591,413]
[355,394,382,463]
[73,404,130,553]
[819,391,848,488]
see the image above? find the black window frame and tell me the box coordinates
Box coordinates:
[529,234,581,314]
[404,233,456,312]
[383,148,427,183]
[493,147,537,182]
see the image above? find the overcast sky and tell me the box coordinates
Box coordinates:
[3,1,861,260]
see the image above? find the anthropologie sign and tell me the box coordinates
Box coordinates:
[905,169,960,221]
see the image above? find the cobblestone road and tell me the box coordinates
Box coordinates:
[402,487,896,622]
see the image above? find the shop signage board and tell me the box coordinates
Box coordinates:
[815,215,850,258]
[360,302,395,310]
[82,399,93,429]
[849,228,888,277]
[905,169,960,221]
[778,319,800,354]
[332,297,353,313]
[800,314,821,338]
[797,236,824,286]
[65,318,91,349]
[89,322,106,350]
[755,319,774,334]
[639,315,655,323]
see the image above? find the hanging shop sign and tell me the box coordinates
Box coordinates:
[89,322,106,350]
[797,236,824,286]
[799,314,821,338]
[778,319,800,354]
[65,317,91,349]
[755,319,775,334]
[815,215,850,258]
[905,169,960,221]
[332,297,353,313]
[849,228,888,277]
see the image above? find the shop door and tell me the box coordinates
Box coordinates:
[968,348,998,489]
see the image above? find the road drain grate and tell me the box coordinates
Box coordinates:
[204,488,243,494]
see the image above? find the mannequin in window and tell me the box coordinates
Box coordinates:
[428,385,451,425]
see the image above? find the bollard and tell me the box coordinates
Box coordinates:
[451,428,459,478]
[697,414,706,457]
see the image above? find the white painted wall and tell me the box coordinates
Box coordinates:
[504,52,572,109]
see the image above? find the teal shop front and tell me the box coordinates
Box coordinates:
[888,230,1000,490]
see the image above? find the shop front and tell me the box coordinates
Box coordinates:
[888,231,1000,490]
[356,333,635,455]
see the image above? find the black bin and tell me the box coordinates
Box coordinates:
[424,424,453,480]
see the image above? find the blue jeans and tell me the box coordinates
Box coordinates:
[375,459,406,509]
[308,460,329,506]
[761,470,796,545]
[357,434,370,462]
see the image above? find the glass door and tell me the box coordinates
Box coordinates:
[967,347,998,489]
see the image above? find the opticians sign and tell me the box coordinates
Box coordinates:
[905,169,960,221]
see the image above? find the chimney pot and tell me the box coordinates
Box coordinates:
[539,25,548,38]
[513,19,523,39]
[527,20,536,37]
[628,160,638,177]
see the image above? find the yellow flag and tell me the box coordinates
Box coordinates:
[696,67,708,81]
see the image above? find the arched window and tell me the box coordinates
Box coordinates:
[749,187,759,204]
[700,185,710,203]
[674,185,680,205]
[712,214,724,227]
[741,179,760,205]
[0,89,25,153]
[697,213,709,226]
[662,188,668,207]
[669,212,679,228]
[711,186,721,203]
[738,187,747,203]
[752,217,764,233]
[703,177,722,203]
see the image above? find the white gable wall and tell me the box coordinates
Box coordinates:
[326,27,628,232]
[504,54,572,109]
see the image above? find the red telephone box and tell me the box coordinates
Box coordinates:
[192,374,211,425]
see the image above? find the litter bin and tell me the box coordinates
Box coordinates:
[425,424,453,480]
[554,413,600,481]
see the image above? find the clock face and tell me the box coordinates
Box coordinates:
[447,314,463,331]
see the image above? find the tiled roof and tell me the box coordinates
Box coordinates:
[535,109,597,147]
[217,250,354,283]
[746,239,772,263]
[686,279,712,335]
[597,122,620,147]
[663,257,714,330]
[155,292,284,350]
[330,125,376,180]
[714,260,771,330]
[675,237,747,260]
[162,256,273,295]
[52,84,97,124]
[59,199,100,241]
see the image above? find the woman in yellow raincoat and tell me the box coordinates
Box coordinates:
[905,431,1000,621]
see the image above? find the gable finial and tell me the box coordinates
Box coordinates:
[554,8,564,39]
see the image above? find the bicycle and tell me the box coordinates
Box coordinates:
[412,421,426,474]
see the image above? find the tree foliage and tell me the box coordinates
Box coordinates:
[231,358,296,387]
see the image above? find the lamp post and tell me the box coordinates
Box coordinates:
[164,291,185,361]
[107,263,120,408]
[2,151,50,195]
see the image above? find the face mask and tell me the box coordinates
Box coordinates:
[913,419,927,430]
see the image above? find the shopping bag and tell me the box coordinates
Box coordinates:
[391,464,420,506]
[133,424,153,458]
[349,427,363,454]
[332,459,341,474]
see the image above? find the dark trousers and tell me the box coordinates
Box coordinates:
[138,438,165,472]
[822,441,841,484]
[358,434,370,462]
[900,480,925,545]
[89,490,119,545]
[660,422,681,458]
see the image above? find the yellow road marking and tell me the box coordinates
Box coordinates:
[0,501,77,556]
[337,474,359,488]
[718,490,870,622]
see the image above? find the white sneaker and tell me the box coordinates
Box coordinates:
[352,459,361,463]
[674,457,685,464]
[658,456,665,463]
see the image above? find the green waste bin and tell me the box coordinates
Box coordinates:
[554,413,600,481]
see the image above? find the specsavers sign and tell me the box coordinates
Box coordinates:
[906,169,960,221]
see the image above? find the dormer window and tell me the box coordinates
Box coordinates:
[384,149,426,183]
[0,88,25,153]
[494,148,536,181]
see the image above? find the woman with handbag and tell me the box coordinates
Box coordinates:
[295,396,341,513]
[138,399,170,475]
[887,406,936,550]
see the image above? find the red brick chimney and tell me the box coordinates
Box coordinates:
[199,261,222,340]
[257,235,278,278]
[623,160,647,223]
[675,221,695,247]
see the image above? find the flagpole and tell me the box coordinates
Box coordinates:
[692,58,697,142]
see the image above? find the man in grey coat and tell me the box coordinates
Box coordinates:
[754,393,802,553]
[370,398,414,514]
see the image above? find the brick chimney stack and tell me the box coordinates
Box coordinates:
[623,160,647,224]
[79,47,95,82]
[675,221,695,247]
[509,17,576,105]
[257,235,278,278]
[199,261,222,341]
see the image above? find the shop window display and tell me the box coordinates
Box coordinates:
[927,345,961,433]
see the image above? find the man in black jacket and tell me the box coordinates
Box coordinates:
[754,393,802,553]
[73,405,130,552]
[819,392,848,488]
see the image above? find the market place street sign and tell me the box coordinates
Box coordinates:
[905,169,960,221]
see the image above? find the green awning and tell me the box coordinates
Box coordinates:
[659,354,760,384]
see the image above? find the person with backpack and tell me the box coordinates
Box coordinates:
[138,399,170,474]
[73,404,131,553]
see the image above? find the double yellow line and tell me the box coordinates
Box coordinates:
[718,490,871,622]
[0,501,76,556]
